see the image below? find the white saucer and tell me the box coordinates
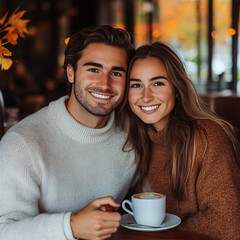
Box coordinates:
[120,213,181,232]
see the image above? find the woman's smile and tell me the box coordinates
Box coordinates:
[140,104,160,113]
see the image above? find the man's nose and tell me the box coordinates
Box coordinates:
[99,73,111,88]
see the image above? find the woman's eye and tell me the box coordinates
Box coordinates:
[130,83,141,88]
[154,82,164,86]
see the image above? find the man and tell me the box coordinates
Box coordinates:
[0,25,136,240]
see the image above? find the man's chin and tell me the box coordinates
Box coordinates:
[83,105,115,117]
[89,109,114,117]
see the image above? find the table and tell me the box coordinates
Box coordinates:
[111,226,213,240]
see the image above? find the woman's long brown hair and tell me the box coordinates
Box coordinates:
[120,42,240,200]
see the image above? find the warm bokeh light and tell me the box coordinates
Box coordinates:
[115,24,126,30]
[65,37,70,45]
[211,31,217,39]
[152,30,160,38]
[167,20,177,28]
[228,28,236,35]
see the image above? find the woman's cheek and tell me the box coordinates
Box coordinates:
[128,90,138,110]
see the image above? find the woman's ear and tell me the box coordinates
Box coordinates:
[67,64,74,83]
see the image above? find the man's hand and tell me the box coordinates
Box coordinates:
[70,196,121,240]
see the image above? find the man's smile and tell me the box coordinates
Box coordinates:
[90,92,112,99]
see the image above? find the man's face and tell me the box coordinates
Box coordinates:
[67,43,127,119]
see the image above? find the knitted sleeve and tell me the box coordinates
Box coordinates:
[0,132,75,240]
[179,121,240,240]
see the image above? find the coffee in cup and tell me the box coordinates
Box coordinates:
[122,192,166,227]
[134,192,164,199]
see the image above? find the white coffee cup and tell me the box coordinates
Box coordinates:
[122,192,166,227]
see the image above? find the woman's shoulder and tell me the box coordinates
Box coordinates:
[195,119,238,158]
[194,119,236,156]
[196,118,219,128]
[196,119,228,139]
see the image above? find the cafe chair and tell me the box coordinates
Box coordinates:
[201,94,240,130]
[0,91,5,140]
[213,96,240,130]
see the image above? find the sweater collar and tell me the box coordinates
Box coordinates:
[147,125,165,147]
[48,96,116,143]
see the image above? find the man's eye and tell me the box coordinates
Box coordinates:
[112,72,122,77]
[88,68,99,73]
[130,83,141,88]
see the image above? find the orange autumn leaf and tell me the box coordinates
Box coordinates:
[2,31,19,45]
[15,19,30,36]
[0,46,13,70]
[5,19,30,38]
[0,8,30,70]
[0,45,12,57]
[0,11,8,26]
[3,8,30,38]
[0,56,13,70]
[6,8,26,26]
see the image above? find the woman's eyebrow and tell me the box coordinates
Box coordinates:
[129,76,168,82]
[129,78,141,82]
[150,76,168,81]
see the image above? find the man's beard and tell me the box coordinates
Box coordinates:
[73,82,121,117]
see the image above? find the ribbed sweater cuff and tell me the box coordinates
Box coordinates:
[63,212,75,240]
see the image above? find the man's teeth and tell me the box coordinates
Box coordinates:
[91,93,111,99]
[141,105,159,111]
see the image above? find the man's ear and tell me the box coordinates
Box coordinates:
[67,64,74,83]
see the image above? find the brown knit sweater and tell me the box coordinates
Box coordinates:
[146,119,240,240]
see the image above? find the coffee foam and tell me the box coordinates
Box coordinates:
[134,192,164,199]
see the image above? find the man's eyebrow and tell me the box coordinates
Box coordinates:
[83,62,126,72]
[112,66,126,72]
[83,62,103,68]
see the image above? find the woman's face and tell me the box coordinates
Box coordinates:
[128,57,176,131]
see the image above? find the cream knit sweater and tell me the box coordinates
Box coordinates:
[0,96,136,240]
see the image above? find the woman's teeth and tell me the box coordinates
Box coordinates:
[141,105,159,111]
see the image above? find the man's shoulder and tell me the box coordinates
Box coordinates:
[12,106,48,130]
[6,97,67,138]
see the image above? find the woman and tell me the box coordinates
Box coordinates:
[123,42,240,240]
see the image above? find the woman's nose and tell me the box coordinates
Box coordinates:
[142,88,154,102]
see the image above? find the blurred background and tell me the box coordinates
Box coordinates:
[0,0,240,135]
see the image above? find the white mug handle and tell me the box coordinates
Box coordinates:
[122,200,134,216]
